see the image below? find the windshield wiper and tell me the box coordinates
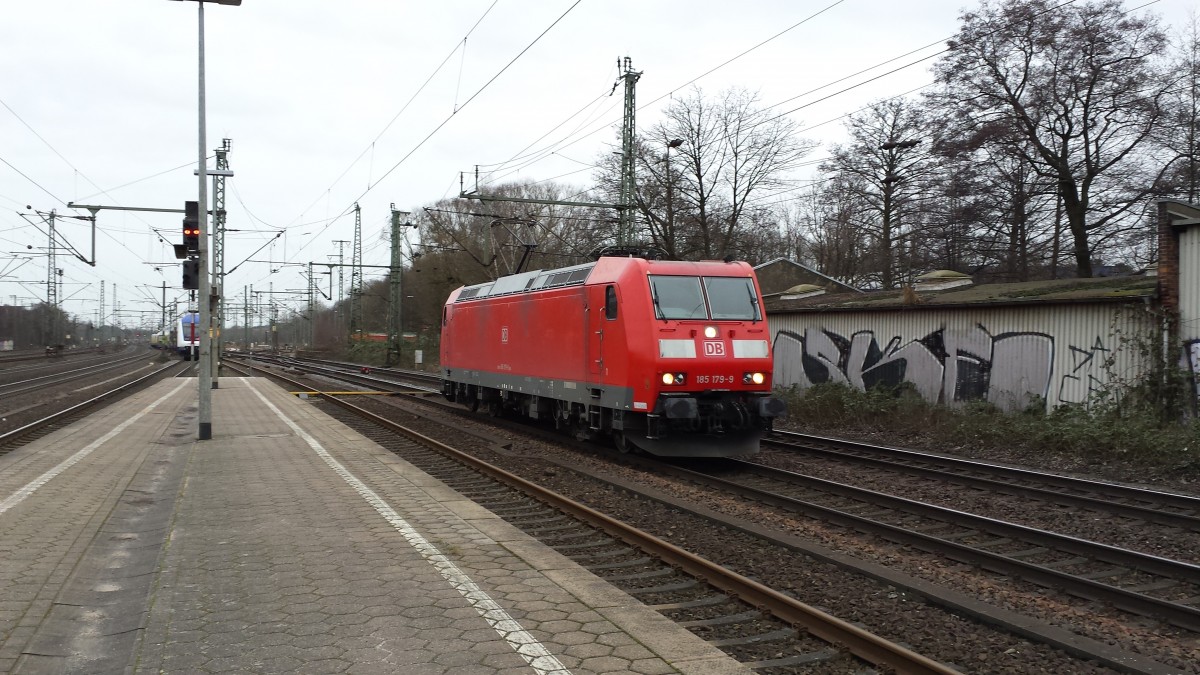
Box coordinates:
[747,283,761,322]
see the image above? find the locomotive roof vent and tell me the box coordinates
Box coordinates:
[527,262,595,290]
[455,262,597,302]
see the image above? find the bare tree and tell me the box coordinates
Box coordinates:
[379,182,607,356]
[1155,14,1200,201]
[972,142,1058,280]
[414,180,604,285]
[786,182,877,287]
[933,0,1172,277]
[612,87,815,261]
[923,115,1063,281]
[820,98,939,289]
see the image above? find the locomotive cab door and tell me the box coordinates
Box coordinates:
[586,283,620,385]
[586,285,605,381]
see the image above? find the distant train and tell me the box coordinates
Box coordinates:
[173,312,200,360]
[440,256,786,457]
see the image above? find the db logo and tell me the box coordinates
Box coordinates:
[703,341,725,356]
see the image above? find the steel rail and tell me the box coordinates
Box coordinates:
[241,362,959,675]
[669,458,1200,632]
[0,353,159,398]
[771,430,1200,521]
[265,353,436,381]
[0,347,100,364]
[234,354,441,393]
[0,361,188,447]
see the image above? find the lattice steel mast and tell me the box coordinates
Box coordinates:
[45,211,57,345]
[212,138,230,359]
[616,57,641,247]
[350,203,363,338]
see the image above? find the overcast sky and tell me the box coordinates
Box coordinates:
[1,0,1194,332]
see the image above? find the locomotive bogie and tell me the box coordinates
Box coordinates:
[440,257,785,457]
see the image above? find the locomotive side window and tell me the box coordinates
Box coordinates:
[604,285,618,320]
[703,277,761,321]
[649,276,706,320]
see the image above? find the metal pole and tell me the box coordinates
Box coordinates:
[617,57,641,246]
[210,156,220,390]
[196,1,213,439]
[388,205,403,365]
[211,138,229,388]
[307,262,315,347]
[666,144,673,246]
[46,211,57,347]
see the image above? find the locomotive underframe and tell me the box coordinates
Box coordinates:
[442,369,782,457]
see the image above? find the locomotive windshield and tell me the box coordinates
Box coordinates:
[704,277,761,320]
[649,275,761,321]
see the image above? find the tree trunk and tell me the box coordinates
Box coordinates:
[1059,179,1093,278]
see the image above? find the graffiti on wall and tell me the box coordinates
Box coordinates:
[773,324,1116,411]
[1185,339,1200,406]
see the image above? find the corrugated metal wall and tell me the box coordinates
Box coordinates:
[770,302,1157,412]
[1180,225,1200,401]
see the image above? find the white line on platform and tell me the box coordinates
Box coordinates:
[0,380,190,516]
[246,380,572,675]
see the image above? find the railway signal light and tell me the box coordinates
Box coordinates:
[183,200,200,254]
[182,259,199,290]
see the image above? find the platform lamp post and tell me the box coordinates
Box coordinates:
[173,0,241,441]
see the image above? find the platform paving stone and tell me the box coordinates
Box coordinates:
[2,378,751,674]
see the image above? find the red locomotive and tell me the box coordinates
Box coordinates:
[440,256,785,456]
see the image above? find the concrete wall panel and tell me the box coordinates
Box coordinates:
[770,303,1156,412]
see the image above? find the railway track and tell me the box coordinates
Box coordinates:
[236,360,961,674]
[238,353,441,392]
[0,346,100,364]
[236,356,1200,672]
[662,457,1200,632]
[766,430,1200,532]
[0,352,160,399]
[0,360,191,452]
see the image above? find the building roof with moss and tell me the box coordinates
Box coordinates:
[763,275,1158,314]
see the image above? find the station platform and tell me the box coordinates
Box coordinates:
[0,376,749,674]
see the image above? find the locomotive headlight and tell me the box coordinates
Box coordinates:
[704,326,718,338]
[743,372,766,385]
[662,372,687,385]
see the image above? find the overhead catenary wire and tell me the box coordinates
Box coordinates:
[470,0,1098,196]
[0,154,68,208]
[65,157,205,203]
[366,0,585,194]
[497,0,1099,225]
[16,1,1180,324]
[286,0,585,265]
[422,205,615,225]
[470,0,850,184]
[474,91,617,187]
[284,0,502,231]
